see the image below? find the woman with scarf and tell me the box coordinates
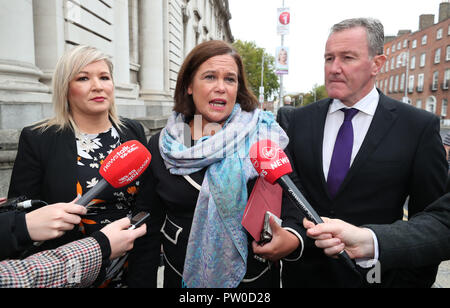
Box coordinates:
[128,40,303,288]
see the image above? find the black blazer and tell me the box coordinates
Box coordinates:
[7,118,147,251]
[366,192,450,271]
[282,91,448,287]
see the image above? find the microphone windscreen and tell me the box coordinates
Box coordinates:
[100,140,151,188]
[249,139,292,184]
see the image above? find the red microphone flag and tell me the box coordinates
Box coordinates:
[249,139,292,184]
[100,140,151,188]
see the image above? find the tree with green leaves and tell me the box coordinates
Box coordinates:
[301,84,328,106]
[232,40,279,101]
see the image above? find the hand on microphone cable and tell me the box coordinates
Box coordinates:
[303,217,375,260]
[252,216,300,262]
[99,217,147,260]
[25,197,87,242]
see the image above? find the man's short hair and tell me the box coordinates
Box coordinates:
[330,18,384,57]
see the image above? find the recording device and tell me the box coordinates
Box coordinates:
[77,140,152,207]
[259,211,282,245]
[250,140,357,271]
[128,211,150,230]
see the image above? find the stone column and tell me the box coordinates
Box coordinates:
[113,0,131,86]
[138,0,172,117]
[33,0,65,87]
[113,0,143,119]
[0,0,50,130]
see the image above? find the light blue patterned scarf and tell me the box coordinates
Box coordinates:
[159,104,288,288]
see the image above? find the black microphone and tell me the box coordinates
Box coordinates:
[249,140,358,272]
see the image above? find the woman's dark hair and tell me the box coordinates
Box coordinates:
[174,40,258,117]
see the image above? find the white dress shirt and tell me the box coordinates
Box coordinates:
[322,86,379,179]
[322,86,380,267]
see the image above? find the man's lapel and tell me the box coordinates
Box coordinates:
[312,99,333,196]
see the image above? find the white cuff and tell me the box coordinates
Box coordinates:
[355,228,379,268]
[282,227,304,261]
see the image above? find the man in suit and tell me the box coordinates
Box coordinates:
[303,192,450,272]
[276,96,295,132]
[282,18,448,287]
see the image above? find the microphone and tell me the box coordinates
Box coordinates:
[249,140,357,272]
[77,140,152,207]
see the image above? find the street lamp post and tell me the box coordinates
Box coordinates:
[402,50,410,104]
[259,53,265,110]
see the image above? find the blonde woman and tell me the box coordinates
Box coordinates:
[8,45,147,287]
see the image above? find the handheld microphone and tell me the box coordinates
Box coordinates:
[77,140,152,207]
[249,140,357,271]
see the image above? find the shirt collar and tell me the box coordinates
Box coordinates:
[329,86,379,116]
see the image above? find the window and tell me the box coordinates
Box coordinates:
[432,71,439,91]
[394,75,399,92]
[408,75,415,93]
[435,48,441,64]
[448,24,450,35]
[403,39,408,48]
[389,76,394,93]
[392,44,396,53]
[444,69,450,90]
[396,55,402,68]
[437,28,443,40]
[391,58,395,70]
[422,35,427,45]
[410,56,416,69]
[417,73,424,92]
[384,79,388,94]
[446,46,450,61]
[397,42,401,50]
[420,53,426,67]
[442,99,448,117]
[386,47,390,55]
[412,39,417,49]
[385,60,389,72]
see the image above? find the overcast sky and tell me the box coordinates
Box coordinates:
[228,0,446,94]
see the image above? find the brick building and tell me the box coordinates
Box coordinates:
[377,2,450,125]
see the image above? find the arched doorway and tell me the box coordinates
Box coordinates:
[426,96,437,114]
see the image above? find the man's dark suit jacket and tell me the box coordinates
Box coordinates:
[276,105,295,132]
[7,118,147,252]
[282,91,448,287]
[366,192,450,271]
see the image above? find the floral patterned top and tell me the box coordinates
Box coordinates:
[75,126,140,287]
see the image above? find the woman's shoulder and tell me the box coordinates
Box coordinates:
[20,121,69,140]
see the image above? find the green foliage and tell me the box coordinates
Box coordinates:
[232,40,279,100]
[301,84,328,106]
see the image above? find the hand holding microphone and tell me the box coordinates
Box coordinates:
[32,140,151,246]
[249,140,358,272]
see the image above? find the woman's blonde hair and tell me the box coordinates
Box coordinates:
[37,45,122,132]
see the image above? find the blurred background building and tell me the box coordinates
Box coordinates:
[0,0,233,197]
[377,2,449,124]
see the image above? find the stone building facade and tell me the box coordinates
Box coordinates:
[0,0,233,197]
[377,2,449,125]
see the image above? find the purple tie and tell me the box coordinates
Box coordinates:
[327,108,359,198]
